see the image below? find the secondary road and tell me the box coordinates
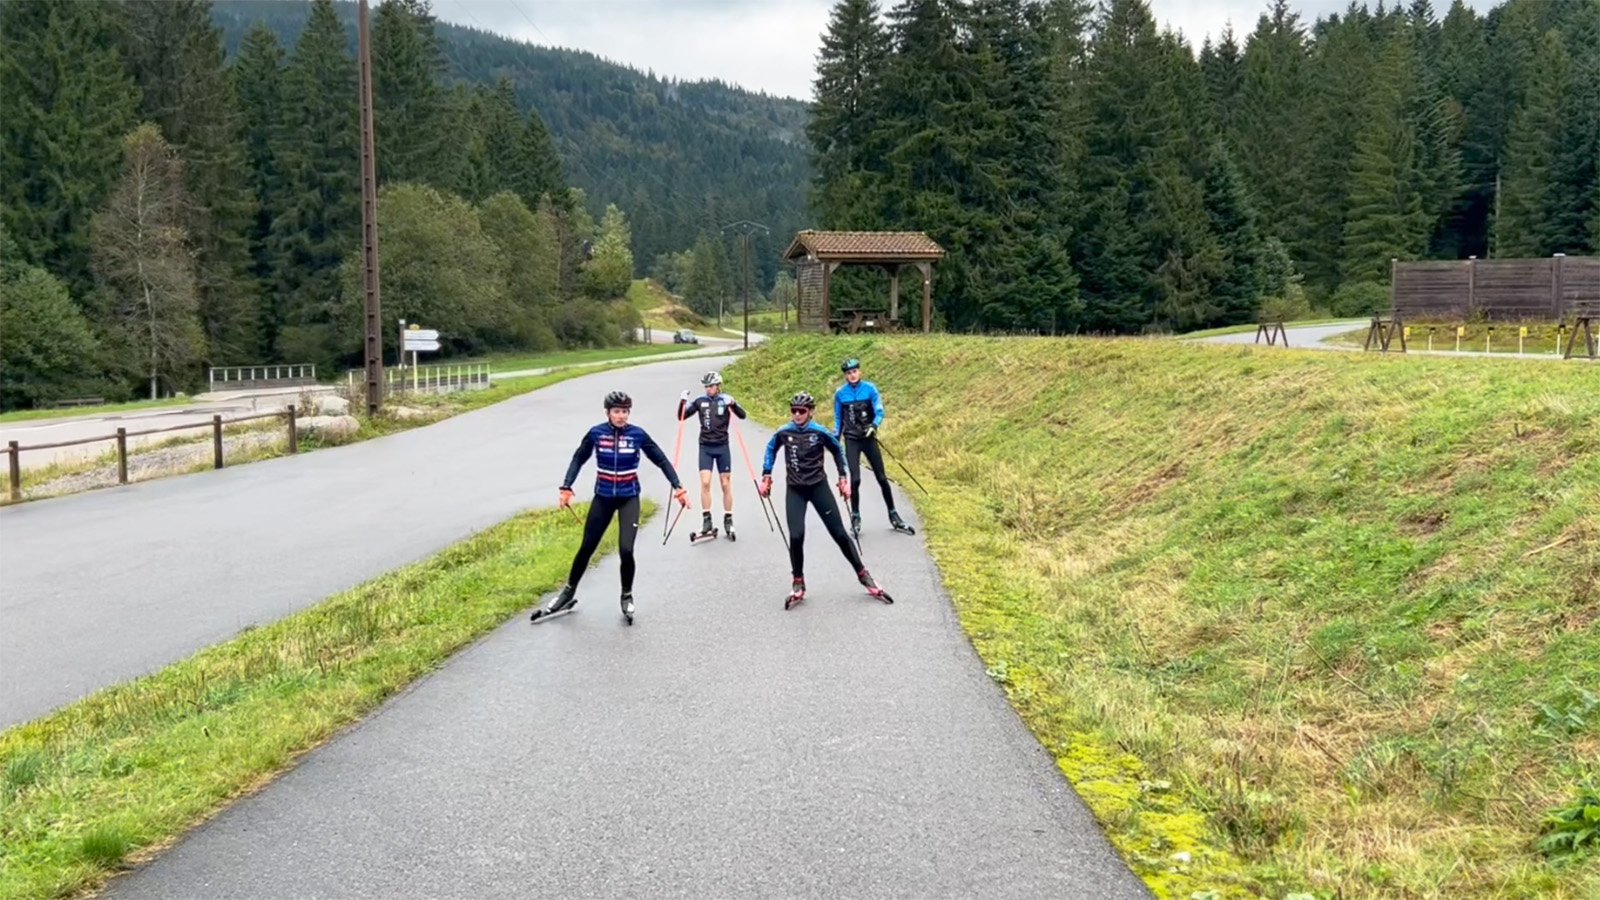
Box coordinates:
[3,351,1148,895]
[1196,318,1596,361]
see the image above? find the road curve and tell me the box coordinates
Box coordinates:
[9,354,1150,897]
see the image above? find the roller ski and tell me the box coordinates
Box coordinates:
[859,569,894,604]
[723,513,736,542]
[689,512,719,544]
[784,578,806,610]
[850,512,861,538]
[529,584,577,623]
[620,592,635,625]
[889,510,915,536]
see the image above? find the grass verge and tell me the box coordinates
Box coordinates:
[0,501,650,900]
[469,342,686,373]
[1323,321,1575,356]
[0,396,196,424]
[728,334,1600,900]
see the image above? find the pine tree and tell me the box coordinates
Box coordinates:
[267,0,359,368]
[1437,0,1490,256]
[583,204,635,299]
[1200,24,1243,144]
[0,0,140,299]
[1201,140,1267,326]
[91,124,206,399]
[231,23,286,356]
[373,0,452,188]
[515,105,566,212]
[123,0,260,364]
[1340,36,1429,285]
[1236,0,1315,272]
[1495,29,1568,258]
[1544,2,1600,254]
[808,0,891,228]
[1303,8,1377,290]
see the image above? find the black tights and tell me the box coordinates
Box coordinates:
[567,495,640,592]
[785,481,864,579]
[845,436,895,516]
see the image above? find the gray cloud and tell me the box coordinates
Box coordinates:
[427,0,1501,101]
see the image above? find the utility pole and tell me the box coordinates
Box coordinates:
[357,0,384,414]
[721,220,769,350]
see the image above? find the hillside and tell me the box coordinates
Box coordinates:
[209,0,810,285]
[727,337,1600,900]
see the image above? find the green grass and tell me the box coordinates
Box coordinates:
[1324,320,1578,356]
[0,396,196,424]
[727,334,1600,900]
[470,342,687,373]
[0,502,649,900]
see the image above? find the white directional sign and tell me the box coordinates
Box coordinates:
[404,328,439,341]
[403,338,441,352]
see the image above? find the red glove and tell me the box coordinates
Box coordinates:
[759,475,772,497]
[673,487,690,507]
[558,488,573,508]
[837,477,851,500]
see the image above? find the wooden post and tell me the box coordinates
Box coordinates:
[1553,253,1566,320]
[212,414,224,469]
[116,428,128,484]
[888,264,901,323]
[7,441,19,501]
[919,262,932,334]
[287,404,299,454]
[822,262,837,335]
[1467,256,1477,313]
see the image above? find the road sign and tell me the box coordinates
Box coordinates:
[404,327,439,341]
[403,338,441,352]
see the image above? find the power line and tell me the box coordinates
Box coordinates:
[503,0,550,43]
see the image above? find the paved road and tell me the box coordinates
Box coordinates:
[95,363,1146,898]
[1196,318,1596,361]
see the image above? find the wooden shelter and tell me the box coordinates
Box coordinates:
[782,230,946,334]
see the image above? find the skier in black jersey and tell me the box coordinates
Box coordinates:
[678,371,747,542]
[760,391,892,609]
[531,390,689,625]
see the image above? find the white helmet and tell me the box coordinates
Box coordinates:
[702,371,722,386]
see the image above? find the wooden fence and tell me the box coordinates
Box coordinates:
[1392,255,1600,321]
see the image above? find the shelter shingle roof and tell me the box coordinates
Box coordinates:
[783,230,946,261]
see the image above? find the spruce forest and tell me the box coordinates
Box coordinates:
[809,0,1600,333]
[2,0,1597,409]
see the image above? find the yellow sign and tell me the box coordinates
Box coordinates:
[408,323,420,330]
[1456,326,1465,337]
[1403,326,1411,339]
[1519,326,1528,338]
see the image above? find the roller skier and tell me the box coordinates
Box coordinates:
[760,391,892,609]
[833,357,914,538]
[531,390,689,625]
[678,371,748,543]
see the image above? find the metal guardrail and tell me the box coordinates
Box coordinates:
[3,407,303,502]
[208,364,317,392]
[352,363,491,394]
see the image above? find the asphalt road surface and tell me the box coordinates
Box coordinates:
[5,352,1145,897]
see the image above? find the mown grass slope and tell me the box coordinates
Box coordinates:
[727,335,1600,900]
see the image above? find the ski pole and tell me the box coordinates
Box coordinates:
[661,500,687,545]
[764,491,788,551]
[875,438,929,495]
[730,420,775,534]
[665,398,687,537]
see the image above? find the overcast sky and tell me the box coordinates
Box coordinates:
[429,0,1499,101]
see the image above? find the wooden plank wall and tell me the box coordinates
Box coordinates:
[1394,256,1599,320]
[795,260,826,333]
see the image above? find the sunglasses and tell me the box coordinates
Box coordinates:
[790,407,810,414]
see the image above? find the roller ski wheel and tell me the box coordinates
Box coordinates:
[689,526,719,544]
[784,579,806,610]
[889,512,915,536]
[530,584,578,623]
[724,515,736,542]
[620,592,635,626]
[850,513,861,537]
[858,569,894,604]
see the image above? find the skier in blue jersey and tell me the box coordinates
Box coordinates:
[760,391,892,609]
[531,390,689,625]
[833,358,913,537]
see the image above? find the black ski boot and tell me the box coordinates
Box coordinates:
[858,569,894,604]
[724,513,736,541]
[620,592,635,625]
[850,511,862,537]
[530,583,577,622]
[784,577,806,610]
[889,510,915,535]
[690,512,718,543]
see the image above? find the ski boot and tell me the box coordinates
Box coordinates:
[850,511,862,538]
[620,591,635,626]
[784,577,806,610]
[724,513,736,542]
[690,512,718,543]
[530,583,577,622]
[858,569,894,604]
[889,510,916,536]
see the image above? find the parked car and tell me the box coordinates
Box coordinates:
[673,329,699,344]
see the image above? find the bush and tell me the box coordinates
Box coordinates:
[1260,282,1313,323]
[1329,281,1390,317]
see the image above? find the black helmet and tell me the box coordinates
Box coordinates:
[841,357,860,372]
[789,391,815,409]
[702,371,722,386]
[603,390,632,410]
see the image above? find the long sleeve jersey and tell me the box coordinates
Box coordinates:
[679,393,747,445]
[562,422,681,498]
[762,420,847,488]
[832,380,884,440]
